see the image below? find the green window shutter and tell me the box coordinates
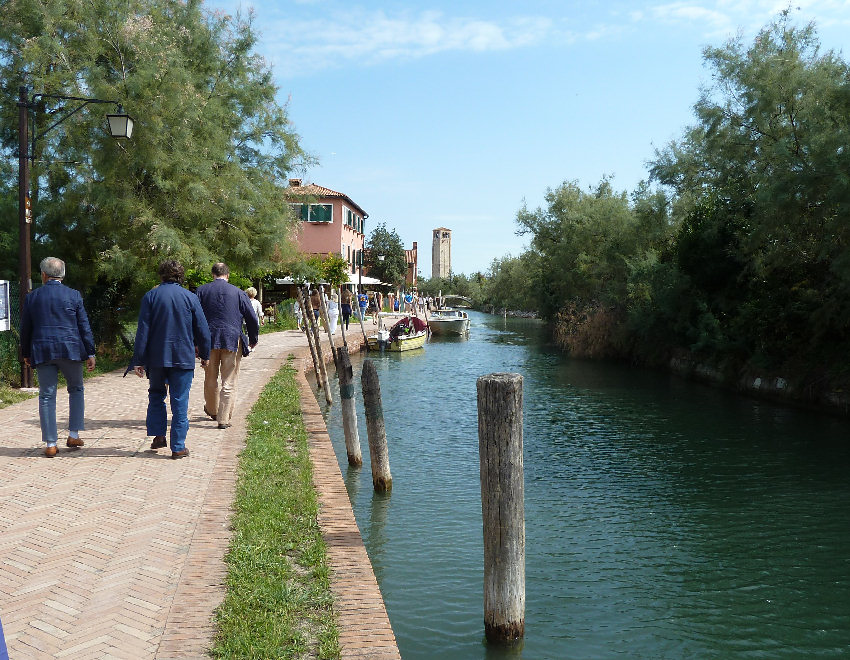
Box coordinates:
[310,204,332,223]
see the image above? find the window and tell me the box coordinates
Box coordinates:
[292,203,332,222]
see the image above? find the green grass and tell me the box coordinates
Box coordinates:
[0,384,35,409]
[212,360,340,660]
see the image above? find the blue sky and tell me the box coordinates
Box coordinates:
[207,0,850,276]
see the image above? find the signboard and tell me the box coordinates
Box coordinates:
[0,280,9,332]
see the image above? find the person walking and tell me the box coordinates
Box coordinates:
[195,262,259,430]
[358,290,369,322]
[131,260,211,458]
[20,257,96,457]
[327,291,339,335]
[245,287,264,326]
[340,287,353,330]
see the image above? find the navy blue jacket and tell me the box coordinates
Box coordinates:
[132,282,211,369]
[195,278,259,352]
[20,280,96,366]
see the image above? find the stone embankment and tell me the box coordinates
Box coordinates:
[669,353,850,416]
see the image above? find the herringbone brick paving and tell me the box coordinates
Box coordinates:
[0,323,400,658]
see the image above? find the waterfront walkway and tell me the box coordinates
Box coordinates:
[0,324,400,658]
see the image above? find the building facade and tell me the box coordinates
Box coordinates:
[405,242,418,288]
[286,179,367,278]
[432,227,451,279]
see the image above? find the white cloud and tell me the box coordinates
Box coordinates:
[650,3,734,36]
[256,9,560,76]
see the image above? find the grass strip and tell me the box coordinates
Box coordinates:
[0,385,34,409]
[212,360,340,659]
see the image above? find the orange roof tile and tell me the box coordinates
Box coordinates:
[286,182,368,218]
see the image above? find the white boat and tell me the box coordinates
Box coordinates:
[368,315,428,351]
[428,308,470,336]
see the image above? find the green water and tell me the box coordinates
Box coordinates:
[318,311,850,658]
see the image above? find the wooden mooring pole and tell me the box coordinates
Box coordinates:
[337,346,362,466]
[361,359,392,491]
[477,372,525,643]
[296,286,322,390]
[303,286,332,404]
[338,286,349,350]
[318,285,338,372]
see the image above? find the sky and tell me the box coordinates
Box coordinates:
[205,0,850,276]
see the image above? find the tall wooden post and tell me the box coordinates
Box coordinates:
[477,372,525,643]
[318,285,338,371]
[338,286,349,349]
[296,286,322,390]
[361,359,391,492]
[337,346,362,466]
[303,286,332,404]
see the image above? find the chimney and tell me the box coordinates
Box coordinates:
[288,178,302,187]
[412,242,417,250]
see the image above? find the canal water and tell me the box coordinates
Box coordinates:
[316,311,850,659]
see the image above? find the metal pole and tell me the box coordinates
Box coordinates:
[18,86,33,388]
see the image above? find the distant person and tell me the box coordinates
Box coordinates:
[245,287,264,326]
[327,291,339,335]
[195,263,259,429]
[293,300,303,331]
[309,288,321,322]
[340,287,353,330]
[20,257,96,457]
[358,291,368,321]
[131,260,210,458]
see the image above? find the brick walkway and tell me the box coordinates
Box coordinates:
[0,323,400,659]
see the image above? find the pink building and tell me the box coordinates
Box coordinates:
[286,178,367,277]
[405,242,418,287]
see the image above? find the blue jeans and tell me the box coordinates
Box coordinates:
[146,367,195,452]
[36,359,85,445]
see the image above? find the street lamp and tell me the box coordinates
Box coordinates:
[17,85,133,387]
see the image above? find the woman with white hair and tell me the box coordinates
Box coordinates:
[245,287,264,326]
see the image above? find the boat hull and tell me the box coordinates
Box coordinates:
[368,331,427,352]
[428,318,469,336]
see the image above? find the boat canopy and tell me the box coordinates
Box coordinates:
[389,316,428,341]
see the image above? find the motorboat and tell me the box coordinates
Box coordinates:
[428,308,470,336]
[367,315,428,352]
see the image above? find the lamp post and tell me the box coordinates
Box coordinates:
[17,85,133,387]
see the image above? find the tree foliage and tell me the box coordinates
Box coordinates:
[0,0,309,338]
[491,13,850,379]
[364,222,406,287]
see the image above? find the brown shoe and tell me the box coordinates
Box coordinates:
[66,437,84,448]
[44,445,57,458]
[203,406,217,421]
[171,449,189,459]
[150,435,167,450]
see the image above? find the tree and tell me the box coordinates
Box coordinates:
[0,0,309,341]
[364,223,406,287]
[650,13,850,367]
[515,177,636,320]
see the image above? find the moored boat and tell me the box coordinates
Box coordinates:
[368,315,428,352]
[428,308,470,336]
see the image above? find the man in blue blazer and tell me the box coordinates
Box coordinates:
[20,257,96,457]
[131,260,211,459]
[195,262,259,429]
